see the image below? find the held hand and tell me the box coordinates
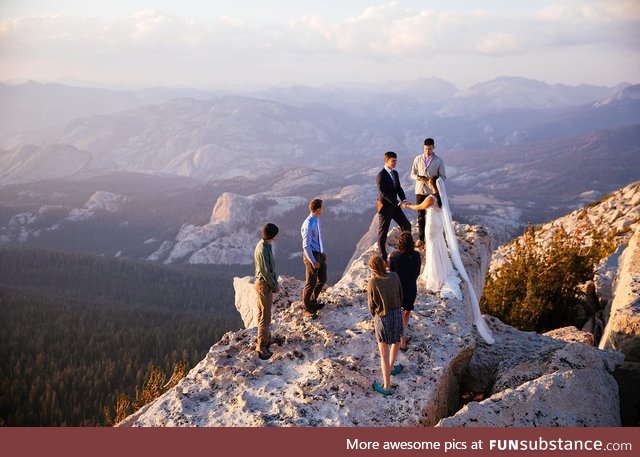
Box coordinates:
[313,261,321,269]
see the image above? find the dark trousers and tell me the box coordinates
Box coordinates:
[302,251,327,312]
[416,194,429,242]
[378,206,411,261]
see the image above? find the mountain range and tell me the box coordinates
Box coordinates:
[3,76,639,428]
[1,76,639,263]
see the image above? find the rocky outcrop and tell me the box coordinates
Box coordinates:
[148,192,307,265]
[119,223,493,426]
[0,190,130,243]
[68,191,129,222]
[599,225,640,426]
[487,181,640,349]
[233,276,302,329]
[599,225,640,358]
[543,326,594,346]
[438,368,621,427]
[438,317,623,427]
[121,187,635,427]
[454,182,639,428]
[490,181,640,276]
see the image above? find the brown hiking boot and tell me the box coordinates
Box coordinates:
[256,349,273,360]
[303,310,319,319]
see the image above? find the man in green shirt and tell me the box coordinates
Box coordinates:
[254,223,279,360]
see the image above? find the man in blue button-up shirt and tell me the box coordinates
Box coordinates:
[301,198,327,318]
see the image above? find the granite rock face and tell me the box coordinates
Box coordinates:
[233,276,303,329]
[490,181,640,276]
[599,225,640,361]
[438,368,621,427]
[438,317,623,427]
[147,192,309,265]
[119,223,492,427]
[599,225,640,425]
[543,326,595,346]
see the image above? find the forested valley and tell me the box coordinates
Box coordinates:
[0,247,247,426]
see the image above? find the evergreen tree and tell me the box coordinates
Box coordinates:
[481,223,616,332]
[0,247,246,426]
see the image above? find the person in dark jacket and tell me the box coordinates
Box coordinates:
[376,151,411,263]
[389,231,421,351]
[367,255,404,395]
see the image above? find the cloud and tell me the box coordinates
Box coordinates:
[537,0,640,23]
[475,32,521,55]
[2,2,638,58]
[294,1,640,57]
[0,1,638,85]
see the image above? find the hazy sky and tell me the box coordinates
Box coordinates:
[1,0,639,89]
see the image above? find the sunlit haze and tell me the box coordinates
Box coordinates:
[1,0,639,89]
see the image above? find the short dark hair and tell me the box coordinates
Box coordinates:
[309,198,323,212]
[384,151,397,161]
[262,223,279,240]
[424,138,435,146]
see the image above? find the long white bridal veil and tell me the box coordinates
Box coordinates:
[437,178,494,345]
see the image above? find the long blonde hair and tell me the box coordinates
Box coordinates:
[369,255,387,278]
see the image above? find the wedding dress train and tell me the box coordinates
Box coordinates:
[420,200,462,300]
[422,179,494,345]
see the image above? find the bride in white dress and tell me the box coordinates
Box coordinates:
[405,177,459,295]
[404,176,494,344]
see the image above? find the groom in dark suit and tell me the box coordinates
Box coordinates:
[376,151,412,262]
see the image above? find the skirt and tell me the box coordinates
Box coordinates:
[401,293,416,311]
[374,308,403,344]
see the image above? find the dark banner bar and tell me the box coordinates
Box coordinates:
[2,427,638,457]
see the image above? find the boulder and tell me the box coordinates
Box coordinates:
[233,276,303,329]
[456,316,623,426]
[438,368,621,427]
[543,326,594,346]
[463,316,562,393]
[491,340,622,394]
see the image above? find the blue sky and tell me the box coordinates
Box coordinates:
[1,1,639,89]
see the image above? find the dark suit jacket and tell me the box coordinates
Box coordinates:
[376,168,407,214]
